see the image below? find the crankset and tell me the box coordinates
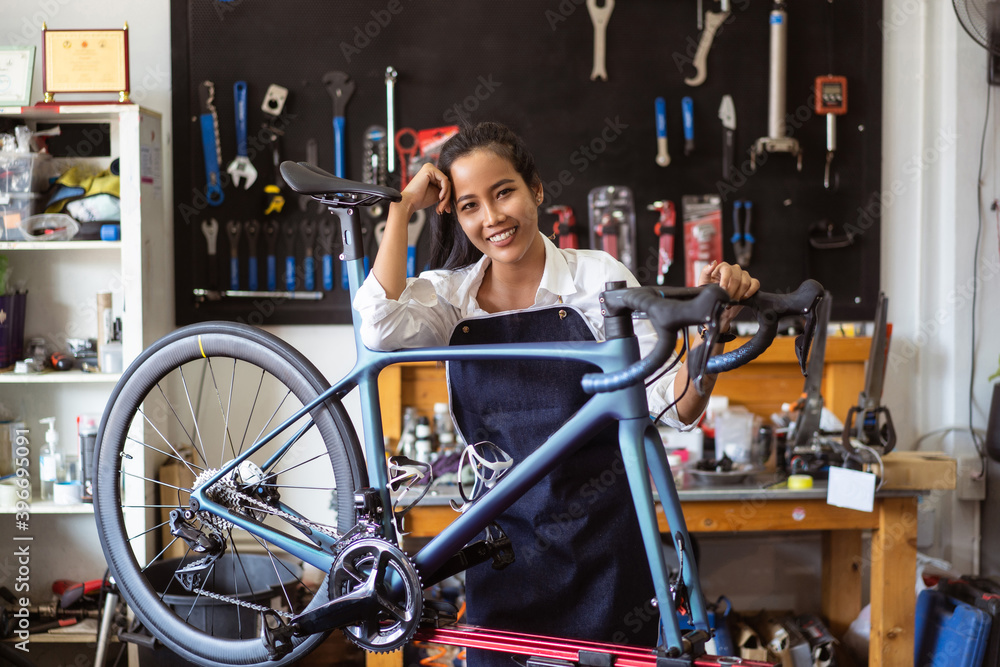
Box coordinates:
[291,536,423,652]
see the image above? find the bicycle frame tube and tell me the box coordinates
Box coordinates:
[191,211,714,653]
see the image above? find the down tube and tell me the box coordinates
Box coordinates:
[618,417,685,651]
[643,423,709,631]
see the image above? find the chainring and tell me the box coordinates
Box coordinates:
[332,536,423,652]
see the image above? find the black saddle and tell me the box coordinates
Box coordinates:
[280,161,401,209]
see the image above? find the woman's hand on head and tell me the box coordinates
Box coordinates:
[698,260,760,331]
[401,162,452,216]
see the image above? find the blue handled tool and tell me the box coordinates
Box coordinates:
[323,71,355,178]
[284,222,297,291]
[318,218,336,291]
[264,220,279,291]
[226,220,242,290]
[226,81,257,189]
[731,200,754,267]
[654,97,670,167]
[197,81,224,206]
[245,220,260,291]
[682,96,695,156]
[300,219,316,291]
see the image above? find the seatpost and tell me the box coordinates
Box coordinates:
[600,281,634,340]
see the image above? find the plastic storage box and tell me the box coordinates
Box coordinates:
[0,152,49,194]
[0,193,38,241]
[915,588,992,667]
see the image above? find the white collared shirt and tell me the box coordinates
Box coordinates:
[353,232,692,428]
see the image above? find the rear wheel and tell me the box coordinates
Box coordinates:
[95,322,366,666]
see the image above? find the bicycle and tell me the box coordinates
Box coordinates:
[93,161,825,667]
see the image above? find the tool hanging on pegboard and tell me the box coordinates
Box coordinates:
[751,2,802,170]
[197,81,224,206]
[547,205,578,249]
[261,84,289,215]
[648,200,676,284]
[685,0,731,87]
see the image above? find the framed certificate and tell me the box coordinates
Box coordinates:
[41,24,130,103]
[0,47,35,107]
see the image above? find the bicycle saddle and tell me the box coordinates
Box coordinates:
[280,161,402,208]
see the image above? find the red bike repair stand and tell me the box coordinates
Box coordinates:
[414,625,775,667]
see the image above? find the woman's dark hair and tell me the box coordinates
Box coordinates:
[428,122,541,270]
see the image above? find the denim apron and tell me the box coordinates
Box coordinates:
[447,306,658,667]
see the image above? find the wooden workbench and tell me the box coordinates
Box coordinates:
[387,467,951,667]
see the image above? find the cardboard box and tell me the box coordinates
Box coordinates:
[880,451,956,491]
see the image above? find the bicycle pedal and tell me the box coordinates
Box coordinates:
[262,611,294,660]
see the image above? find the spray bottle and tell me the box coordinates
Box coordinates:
[39,417,62,502]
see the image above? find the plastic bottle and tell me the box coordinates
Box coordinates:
[397,406,418,458]
[414,417,435,463]
[39,417,62,502]
[432,402,453,439]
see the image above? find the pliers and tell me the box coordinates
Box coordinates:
[731,200,754,267]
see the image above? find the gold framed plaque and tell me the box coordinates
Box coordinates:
[40,23,130,104]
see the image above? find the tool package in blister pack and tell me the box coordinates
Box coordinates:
[681,194,723,287]
[587,185,636,275]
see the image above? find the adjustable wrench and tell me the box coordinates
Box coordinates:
[197,82,224,205]
[264,220,279,291]
[245,220,260,291]
[300,219,317,291]
[226,81,257,189]
[201,218,220,289]
[586,0,614,81]
[226,220,242,290]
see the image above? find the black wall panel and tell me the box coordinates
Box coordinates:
[171,0,882,326]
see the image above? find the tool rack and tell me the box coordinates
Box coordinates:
[170,0,883,326]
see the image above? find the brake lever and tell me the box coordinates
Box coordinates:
[685,303,725,395]
[795,301,820,376]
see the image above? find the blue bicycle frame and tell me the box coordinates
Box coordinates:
[189,210,711,653]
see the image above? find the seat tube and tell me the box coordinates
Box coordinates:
[618,417,685,652]
[644,423,710,632]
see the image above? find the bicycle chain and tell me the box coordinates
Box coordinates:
[178,471,344,618]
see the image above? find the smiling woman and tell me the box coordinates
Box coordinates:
[352,121,760,667]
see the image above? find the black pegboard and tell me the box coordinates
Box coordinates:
[171,0,882,326]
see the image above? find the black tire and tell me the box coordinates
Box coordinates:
[94,322,366,666]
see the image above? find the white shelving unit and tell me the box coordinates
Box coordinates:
[0,106,173,615]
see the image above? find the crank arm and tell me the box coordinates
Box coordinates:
[291,575,379,636]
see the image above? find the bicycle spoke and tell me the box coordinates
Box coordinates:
[127,431,205,475]
[249,532,298,613]
[237,367,266,457]
[177,366,212,470]
[269,451,327,478]
[135,408,202,477]
[127,519,170,542]
[155,382,209,470]
[122,470,191,493]
[204,356,237,467]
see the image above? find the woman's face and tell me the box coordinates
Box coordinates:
[449,149,544,268]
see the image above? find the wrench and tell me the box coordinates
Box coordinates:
[226,81,257,189]
[586,0,614,81]
[385,67,398,174]
[226,220,242,290]
[685,7,729,87]
[197,82,224,206]
[323,71,355,178]
[201,218,219,289]
[300,219,317,291]
[394,128,419,190]
[283,221,297,292]
[264,220,279,291]
[245,220,260,291]
[374,209,425,277]
[654,97,670,167]
[318,217,336,291]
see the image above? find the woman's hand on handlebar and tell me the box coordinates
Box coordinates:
[698,260,760,332]
[399,162,453,216]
